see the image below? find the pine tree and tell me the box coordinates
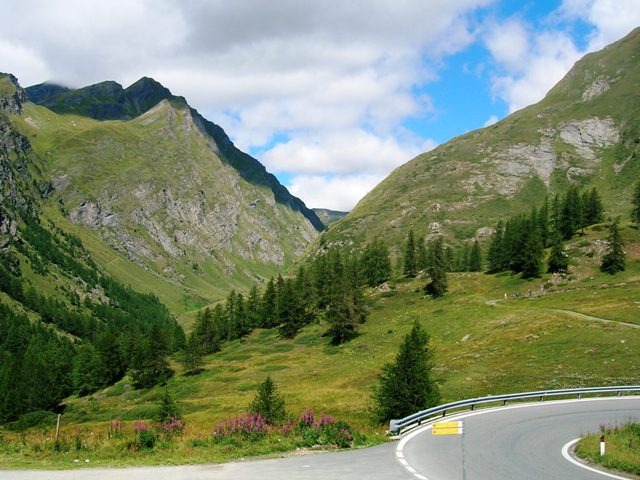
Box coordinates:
[521,228,543,279]
[324,249,362,345]
[538,197,550,247]
[246,285,261,329]
[632,182,640,225]
[469,240,482,272]
[129,324,173,389]
[249,375,286,425]
[487,220,505,272]
[425,237,447,297]
[361,238,391,287]
[416,236,428,272]
[583,188,604,226]
[278,278,304,339]
[260,278,278,328]
[547,236,569,274]
[180,333,205,375]
[601,220,625,274]
[157,388,181,423]
[373,321,440,424]
[403,229,417,277]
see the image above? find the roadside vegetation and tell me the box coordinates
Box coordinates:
[576,422,640,476]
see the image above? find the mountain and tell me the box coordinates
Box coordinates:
[5,75,322,312]
[322,27,640,250]
[312,208,349,226]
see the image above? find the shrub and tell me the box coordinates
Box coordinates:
[213,413,268,441]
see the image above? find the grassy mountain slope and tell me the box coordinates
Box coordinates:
[2,223,638,467]
[9,80,322,313]
[322,27,640,251]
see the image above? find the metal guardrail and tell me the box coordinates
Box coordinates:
[389,385,640,434]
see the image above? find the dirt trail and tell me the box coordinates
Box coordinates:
[484,299,640,329]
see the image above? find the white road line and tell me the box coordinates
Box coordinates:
[394,396,640,480]
[561,438,631,480]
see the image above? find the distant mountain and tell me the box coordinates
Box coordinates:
[322,27,640,250]
[313,208,349,226]
[4,74,322,311]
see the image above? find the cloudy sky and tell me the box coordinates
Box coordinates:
[2,1,639,210]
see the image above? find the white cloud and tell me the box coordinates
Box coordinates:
[560,0,640,50]
[484,21,582,113]
[262,130,436,176]
[485,2,640,114]
[287,174,386,211]
[0,0,490,210]
[483,115,499,127]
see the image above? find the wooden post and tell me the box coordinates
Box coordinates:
[55,414,61,443]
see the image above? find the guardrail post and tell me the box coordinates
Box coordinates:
[577,393,581,399]
[503,400,507,406]
[442,410,446,418]
[471,404,475,411]
[539,396,544,402]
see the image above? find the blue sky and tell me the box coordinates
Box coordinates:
[1,0,639,210]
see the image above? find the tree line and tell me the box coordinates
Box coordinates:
[0,217,185,421]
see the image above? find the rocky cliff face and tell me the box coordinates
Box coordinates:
[0,74,36,248]
[321,27,640,249]
[13,78,321,302]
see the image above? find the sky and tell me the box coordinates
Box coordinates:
[2,1,639,211]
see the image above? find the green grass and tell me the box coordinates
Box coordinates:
[575,423,640,476]
[2,228,639,468]
[9,101,318,314]
[318,28,640,257]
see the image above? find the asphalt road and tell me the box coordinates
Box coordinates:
[399,397,640,480]
[2,397,638,480]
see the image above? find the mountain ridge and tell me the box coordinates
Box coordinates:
[320,26,640,251]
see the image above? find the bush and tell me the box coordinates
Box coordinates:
[5,410,57,432]
[213,413,268,441]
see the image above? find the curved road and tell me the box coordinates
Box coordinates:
[2,397,638,480]
[399,397,639,480]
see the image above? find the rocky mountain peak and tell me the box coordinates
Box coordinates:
[0,73,28,115]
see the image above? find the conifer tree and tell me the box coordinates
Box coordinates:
[373,321,440,423]
[425,236,447,297]
[541,197,550,247]
[157,388,181,423]
[469,240,483,272]
[246,285,261,329]
[295,265,316,325]
[361,238,391,287]
[249,375,286,424]
[278,278,304,339]
[601,220,625,274]
[547,236,569,274]
[416,236,428,272]
[180,333,205,375]
[521,229,543,278]
[487,220,505,272]
[583,188,604,225]
[129,324,173,389]
[260,278,278,328]
[403,229,417,277]
[632,181,640,225]
[324,249,362,345]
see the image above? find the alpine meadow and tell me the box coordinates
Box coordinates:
[0,20,639,471]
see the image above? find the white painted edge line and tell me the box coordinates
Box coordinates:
[394,396,640,480]
[561,438,631,480]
